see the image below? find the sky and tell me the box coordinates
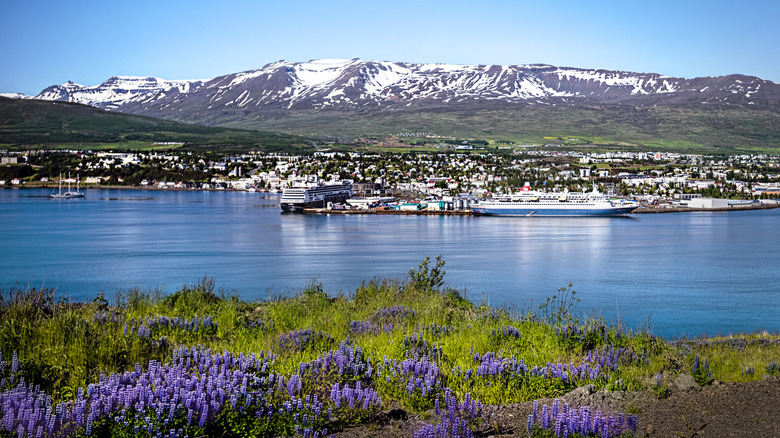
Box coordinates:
[1,0,779,95]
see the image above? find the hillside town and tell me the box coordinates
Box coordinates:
[2,148,779,208]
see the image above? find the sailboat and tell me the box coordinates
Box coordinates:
[50,173,85,199]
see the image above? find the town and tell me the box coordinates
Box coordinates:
[2,147,780,209]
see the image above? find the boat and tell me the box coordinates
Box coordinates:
[50,173,85,199]
[472,183,637,216]
[280,181,353,212]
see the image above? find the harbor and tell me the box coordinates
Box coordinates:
[285,180,779,217]
[303,207,475,215]
[304,201,780,215]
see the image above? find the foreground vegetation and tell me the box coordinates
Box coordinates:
[1,257,779,437]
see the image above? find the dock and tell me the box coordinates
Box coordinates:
[303,208,475,216]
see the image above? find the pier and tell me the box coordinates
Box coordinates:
[303,208,475,216]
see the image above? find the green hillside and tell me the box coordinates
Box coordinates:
[4,97,780,154]
[0,97,313,153]
[222,103,780,154]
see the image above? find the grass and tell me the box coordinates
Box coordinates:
[1,259,778,437]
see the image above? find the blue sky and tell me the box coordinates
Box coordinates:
[2,0,778,95]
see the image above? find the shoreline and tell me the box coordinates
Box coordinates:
[6,185,780,214]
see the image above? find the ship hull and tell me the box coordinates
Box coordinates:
[280,193,351,213]
[473,205,637,216]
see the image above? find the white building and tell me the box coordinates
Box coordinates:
[689,198,730,208]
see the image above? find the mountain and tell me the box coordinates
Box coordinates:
[36,76,205,111]
[27,60,780,151]
[35,59,780,113]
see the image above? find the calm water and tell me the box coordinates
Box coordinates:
[2,188,779,338]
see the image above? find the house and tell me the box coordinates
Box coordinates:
[559,170,576,179]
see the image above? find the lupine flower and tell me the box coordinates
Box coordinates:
[0,346,278,437]
[491,325,521,339]
[278,328,334,352]
[527,399,637,438]
[413,389,481,438]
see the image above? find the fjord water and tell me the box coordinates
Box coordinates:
[2,188,778,338]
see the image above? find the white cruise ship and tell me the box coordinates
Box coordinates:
[280,181,354,212]
[472,183,638,216]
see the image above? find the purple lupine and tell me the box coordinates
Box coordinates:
[526,400,637,438]
[413,389,481,438]
[0,346,279,437]
[278,327,334,352]
[11,352,19,374]
[492,325,521,339]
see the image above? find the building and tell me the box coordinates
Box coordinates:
[352,182,387,196]
[688,198,730,208]
[675,193,703,200]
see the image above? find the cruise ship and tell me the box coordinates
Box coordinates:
[280,181,354,212]
[472,183,638,216]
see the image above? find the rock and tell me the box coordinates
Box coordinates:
[386,408,407,421]
[673,374,699,391]
[565,384,595,400]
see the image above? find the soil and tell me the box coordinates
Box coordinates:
[331,375,780,437]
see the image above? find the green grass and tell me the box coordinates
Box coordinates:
[1,259,778,437]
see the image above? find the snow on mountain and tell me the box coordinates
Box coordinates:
[32,60,780,120]
[0,93,31,99]
[35,76,206,110]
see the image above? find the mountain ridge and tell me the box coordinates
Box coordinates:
[9,59,780,150]
[30,59,780,117]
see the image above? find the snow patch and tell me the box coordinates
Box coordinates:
[0,93,31,99]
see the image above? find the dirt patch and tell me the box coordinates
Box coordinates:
[331,375,780,437]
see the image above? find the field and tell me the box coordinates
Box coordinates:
[2,257,779,437]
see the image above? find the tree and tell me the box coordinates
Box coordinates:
[408,255,446,291]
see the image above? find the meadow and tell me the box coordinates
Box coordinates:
[1,256,779,437]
